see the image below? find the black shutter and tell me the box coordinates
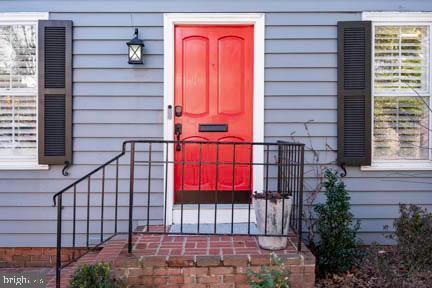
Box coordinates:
[38,20,73,165]
[337,21,372,166]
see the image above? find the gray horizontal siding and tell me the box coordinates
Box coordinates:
[74,26,338,40]
[0,4,431,247]
[73,39,337,55]
[1,0,431,13]
[267,54,337,68]
[73,110,335,124]
[56,12,358,26]
[74,26,163,40]
[73,82,337,96]
[72,68,336,82]
[74,54,163,68]
[74,96,162,110]
[73,69,163,82]
[74,54,337,69]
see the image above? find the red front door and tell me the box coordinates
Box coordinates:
[174,25,254,204]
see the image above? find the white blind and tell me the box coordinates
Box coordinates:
[373,96,429,160]
[374,26,429,94]
[0,25,37,159]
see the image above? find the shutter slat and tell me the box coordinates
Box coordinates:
[38,20,72,165]
[44,95,65,156]
[338,21,372,166]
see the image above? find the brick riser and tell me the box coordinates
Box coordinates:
[112,234,315,288]
[114,255,315,288]
[0,248,87,268]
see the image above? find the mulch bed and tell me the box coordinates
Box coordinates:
[315,246,432,288]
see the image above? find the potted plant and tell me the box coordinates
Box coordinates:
[253,191,292,250]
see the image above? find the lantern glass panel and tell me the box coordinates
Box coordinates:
[129,44,142,61]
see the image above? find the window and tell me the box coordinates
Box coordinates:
[0,24,37,162]
[0,13,48,168]
[372,23,432,163]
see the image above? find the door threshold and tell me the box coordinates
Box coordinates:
[169,223,259,234]
[172,205,256,224]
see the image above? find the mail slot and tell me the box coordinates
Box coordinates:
[199,124,228,132]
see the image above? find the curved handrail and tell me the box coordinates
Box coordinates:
[52,147,127,206]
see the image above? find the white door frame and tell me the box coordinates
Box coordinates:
[163,13,265,225]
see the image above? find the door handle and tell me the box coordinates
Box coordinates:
[175,123,182,151]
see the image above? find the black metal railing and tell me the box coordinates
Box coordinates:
[53,140,304,287]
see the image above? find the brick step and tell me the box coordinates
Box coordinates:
[110,234,315,288]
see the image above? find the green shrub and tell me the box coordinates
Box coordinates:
[247,253,291,288]
[387,204,432,272]
[69,263,124,288]
[314,169,361,275]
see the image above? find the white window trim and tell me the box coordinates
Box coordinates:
[0,12,49,170]
[362,12,432,171]
[361,161,432,171]
[363,12,432,23]
[163,13,265,224]
[0,160,49,171]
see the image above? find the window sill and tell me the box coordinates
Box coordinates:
[0,162,49,171]
[361,162,432,171]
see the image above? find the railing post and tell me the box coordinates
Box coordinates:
[297,145,305,252]
[86,177,91,248]
[128,142,136,254]
[72,185,76,260]
[115,159,119,234]
[56,195,62,288]
[163,142,169,233]
[101,167,105,242]
[277,143,282,193]
[146,143,152,231]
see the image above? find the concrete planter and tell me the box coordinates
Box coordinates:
[254,196,292,250]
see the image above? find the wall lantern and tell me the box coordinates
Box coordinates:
[127,28,144,64]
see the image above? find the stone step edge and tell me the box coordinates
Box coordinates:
[113,253,305,268]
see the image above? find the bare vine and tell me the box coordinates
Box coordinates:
[290,120,337,244]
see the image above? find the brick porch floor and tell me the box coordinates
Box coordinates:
[127,233,300,257]
[0,233,315,288]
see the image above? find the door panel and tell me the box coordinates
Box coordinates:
[218,36,245,115]
[183,36,209,116]
[174,25,254,204]
[217,137,251,190]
